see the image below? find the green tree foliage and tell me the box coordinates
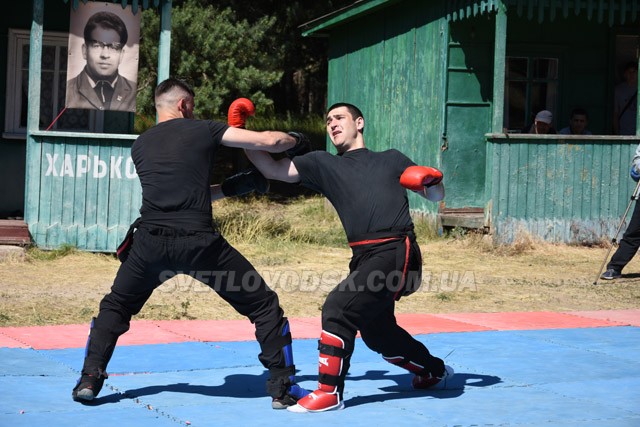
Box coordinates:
[214,1,353,114]
[137,1,283,119]
[137,0,352,120]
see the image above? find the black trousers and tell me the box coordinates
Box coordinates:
[608,200,640,272]
[82,226,290,383]
[321,236,445,388]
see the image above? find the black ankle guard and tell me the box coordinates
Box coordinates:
[266,375,290,399]
[266,366,295,398]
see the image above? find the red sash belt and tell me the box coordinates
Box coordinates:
[348,237,401,247]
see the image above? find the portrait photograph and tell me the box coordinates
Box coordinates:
[66,2,140,112]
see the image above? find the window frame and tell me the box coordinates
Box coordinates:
[3,28,99,140]
[504,50,561,133]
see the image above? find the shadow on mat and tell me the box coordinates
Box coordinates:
[343,370,502,408]
[85,370,500,407]
[85,371,317,405]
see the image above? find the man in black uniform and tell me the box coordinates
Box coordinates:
[245,102,453,412]
[72,78,308,409]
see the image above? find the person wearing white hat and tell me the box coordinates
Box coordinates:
[528,110,556,134]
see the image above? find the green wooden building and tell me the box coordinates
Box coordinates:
[1,0,639,250]
[0,0,172,251]
[302,0,640,243]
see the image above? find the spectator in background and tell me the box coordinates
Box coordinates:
[559,108,592,135]
[613,61,638,136]
[601,141,640,280]
[526,110,556,134]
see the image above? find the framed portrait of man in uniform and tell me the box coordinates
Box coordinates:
[66,2,140,112]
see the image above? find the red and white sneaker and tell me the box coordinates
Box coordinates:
[287,389,345,413]
[412,364,454,390]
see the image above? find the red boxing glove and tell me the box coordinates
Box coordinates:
[400,166,443,191]
[227,98,255,128]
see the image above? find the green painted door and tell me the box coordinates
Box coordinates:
[442,105,490,208]
[441,19,494,209]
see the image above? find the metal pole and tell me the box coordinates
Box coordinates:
[593,179,640,285]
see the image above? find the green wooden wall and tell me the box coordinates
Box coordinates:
[488,135,638,243]
[326,0,448,214]
[26,132,141,251]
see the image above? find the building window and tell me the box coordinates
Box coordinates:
[504,56,559,132]
[4,29,97,139]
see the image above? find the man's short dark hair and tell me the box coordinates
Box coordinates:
[84,11,128,45]
[327,102,364,121]
[570,107,588,119]
[155,78,195,102]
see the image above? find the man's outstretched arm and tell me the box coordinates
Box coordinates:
[244,150,301,183]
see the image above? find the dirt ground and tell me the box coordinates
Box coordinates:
[1,236,639,327]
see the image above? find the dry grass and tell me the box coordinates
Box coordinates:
[1,196,639,327]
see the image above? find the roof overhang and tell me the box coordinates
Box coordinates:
[301,0,640,37]
[507,0,639,25]
[299,0,403,37]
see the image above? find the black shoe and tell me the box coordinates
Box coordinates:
[72,368,108,402]
[271,383,310,409]
[600,269,622,280]
[272,394,297,409]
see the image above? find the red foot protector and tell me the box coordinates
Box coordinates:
[287,389,344,413]
[288,330,346,413]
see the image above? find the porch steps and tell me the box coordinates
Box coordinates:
[0,219,31,246]
[439,208,487,230]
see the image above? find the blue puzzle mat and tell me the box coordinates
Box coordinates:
[1,327,639,426]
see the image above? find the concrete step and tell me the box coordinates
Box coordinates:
[0,245,26,261]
